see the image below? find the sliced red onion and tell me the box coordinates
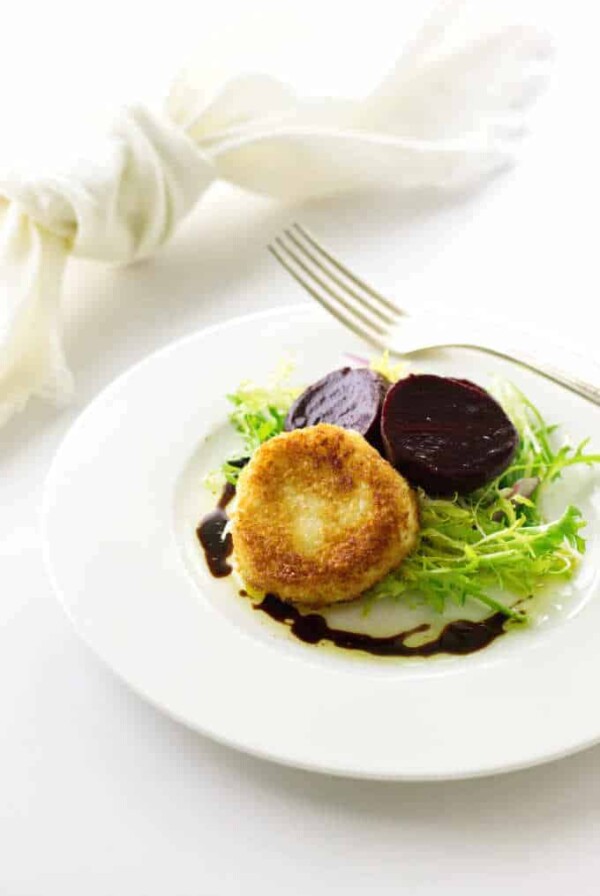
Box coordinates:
[512,477,541,499]
[500,477,541,501]
[493,477,541,520]
[343,352,370,367]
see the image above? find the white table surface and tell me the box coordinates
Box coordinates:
[1,1,599,893]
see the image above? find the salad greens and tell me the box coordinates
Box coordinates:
[211,361,300,488]
[209,361,600,620]
[369,349,407,383]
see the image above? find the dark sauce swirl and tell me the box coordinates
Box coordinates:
[254,593,507,657]
[195,481,236,577]
[197,480,509,657]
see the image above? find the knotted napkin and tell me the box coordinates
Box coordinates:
[0,1,549,426]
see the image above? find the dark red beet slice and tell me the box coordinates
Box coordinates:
[285,367,389,449]
[381,374,518,495]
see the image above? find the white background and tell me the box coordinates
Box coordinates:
[1,1,599,893]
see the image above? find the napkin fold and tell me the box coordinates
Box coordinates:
[0,0,550,426]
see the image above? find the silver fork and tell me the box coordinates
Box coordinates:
[268,223,600,406]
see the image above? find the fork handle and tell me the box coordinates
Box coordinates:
[453,343,600,407]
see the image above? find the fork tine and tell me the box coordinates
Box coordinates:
[272,235,389,338]
[291,223,406,318]
[283,228,397,327]
[268,240,385,351]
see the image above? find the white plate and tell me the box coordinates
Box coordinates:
[42,304,600,780]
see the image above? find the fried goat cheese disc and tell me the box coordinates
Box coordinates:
[232,423,419,606]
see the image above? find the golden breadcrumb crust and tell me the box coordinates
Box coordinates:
[232,423,419,605]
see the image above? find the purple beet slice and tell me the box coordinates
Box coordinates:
[381,374,519,495]
[284,367,390,449]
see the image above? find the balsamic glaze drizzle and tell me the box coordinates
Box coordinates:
[195,482,236,578]
[254,593,507,657]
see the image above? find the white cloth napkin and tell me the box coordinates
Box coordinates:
[0,0,549,427]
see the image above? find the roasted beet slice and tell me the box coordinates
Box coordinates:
[381,374,518,495]
[285,367,389,449]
